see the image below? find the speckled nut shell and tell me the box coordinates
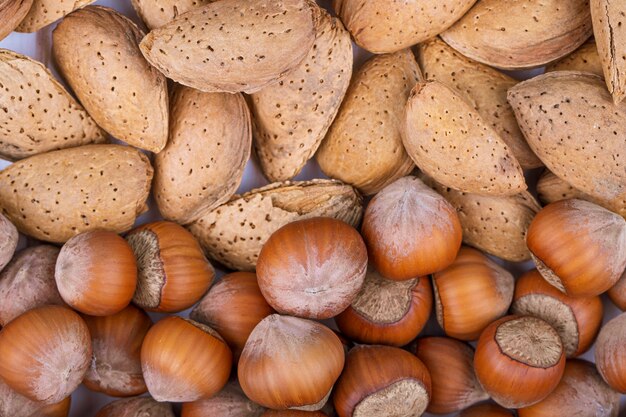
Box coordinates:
[16,0,96,32]
[181,379,266,417]
[0,212,18,272]
[474,315,566,408]
[0,376,71,417]
[333,345,432,417]
[591,0,626,103]
[361,176,462,280]
[95,397,174,417]
[595,312,626,393]
[527,199,626,297]
[0,0,33,40]
[545,39,603,75]
[131,0,212,29]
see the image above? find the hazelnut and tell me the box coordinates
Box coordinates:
[527,199,626,297]
[335,266,431,346]
[459,403,514,417]
[95,396,174,417]
[595,312,626,393]
[55,230,137,316]
[126,221,215,313]
[257,217,367,319]
[608,269,626,310]
[361,176,462,280]
[0,212,18,272]
[0,376,71,417]
[262,412,327,417]
[181,379,266,417]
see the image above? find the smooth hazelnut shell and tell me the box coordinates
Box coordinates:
[82,304,152,396]
[432,246,514,340]
[181,379,266,417]
[257,217,367,319]
[518,359,620,417]
[0,305,92,404]
[335,268,431,346]
[474,315,566,408]
[595,312,626,393]
[126,221,215,313]
[460,403,514,417]
[238,314,344,410]
[512,269,603,357]
[262,412,327,417]
[56,230,137,316]
[190,272,274,361]
[0,377,71,417]
[527,199,626,297]
[361,176,462,280]
[333,345,432,417]
[95,396,175,417]
[141,316,232,402]
[413,337,488,414]
[0,245,65,326]
[608,269,626,310]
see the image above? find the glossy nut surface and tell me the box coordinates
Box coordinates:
[595,312,626,393]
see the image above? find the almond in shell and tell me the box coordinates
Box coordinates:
[591,0,626,103]
[16,0,95,32]
[139,0,316,94]
[250,5,352,182]
[316,49,420,195]
[0,0,32,40]
[0,49,107,161]
[188,179,363,271]
[508,71,626,211]
[440,0,593,69]
[417,37,541,169]
[52,6,168,153]
[154,86,251,225]
[131,0,213,29]
[0,144,153,243]
[545,39,603,75]
[333,0,477,54]
[403,80,526,196]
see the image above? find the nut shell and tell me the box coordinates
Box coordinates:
[0,212,18,272]
[181,379,266,417]
[608,270,626,310]
[0,376,71,417]
[131,0,212,29]
[0,0,32,40]
[95,397,174,417]
[16,0,96,32]
[545,39,603,75]
[591,0,626,103]
[460,404,514,417]
[595,312,626,393]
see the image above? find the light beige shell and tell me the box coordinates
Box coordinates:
[188,179,363,271]
[0,0,32,40]
[545,39,603,75]
[441,0,593,69]
[316,50,420,195]
[403,80,526,196]
[428,179,541,262]
[508,71,626,211]
[131,0,213,29]
[332,0,477,54]
[52,6,168,153]
[0,213,17,273]
[591,0,626,103]
[139,0,316,94]
[0,49,107,161]
[0,144,153,244]
[250,6,352,182]
[16,0,95,32]
[154,86,251,225]
[417,37,541,169]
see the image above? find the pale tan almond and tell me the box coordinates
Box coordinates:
[250,6,352,182]
[131,0,213,29]
[188,180,363,271]
[16,0,95,32]
[316,50,420,195]
[545,39,603,75]
[591,0,626,103]
[0,0,32,40]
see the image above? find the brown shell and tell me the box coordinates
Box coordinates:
[0,212,17,273]
[154,86,251,225]
[0,144,153,243]
[417,37,541,169]
[131,0,213,29]
[95,397,174,417]
[16,0,95,32]
[508,71,626,209]
[0,0,33,40]
[250,6,352,182]
[591,0,626,103]
[545,39,603,75]
[428,180,541,262]
[333,0,477,54]
[139,0,316,94]
[188,179,363,271]
[316,50,420,195]
[52,6,168,153]
[440,0,593,69]
[403,80,526,196]
[0,49,107,161]
[180,380,266,417]
[0,377,71,417]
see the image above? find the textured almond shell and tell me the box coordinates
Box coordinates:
[591,0,626,103]
[403,80,526,196]
[545,39,603,75]
[317,49,420,195]
[251,6,352,182]
[52,6,168,153]
[0,0,33,40]
[131,0,213,29]
[508,71,626,208]
[139,0,316,94]
[0,49,107,161]
[417,37,541,169]
[16,0,95,32]
[154,86,251,224]
[0,144,153,243]
[188,179,363,271]
[333,0,477,54]
[440,0,593,69]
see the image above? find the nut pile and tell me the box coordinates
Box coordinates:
[0,0,625,416]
